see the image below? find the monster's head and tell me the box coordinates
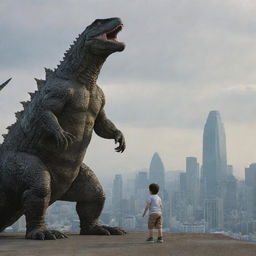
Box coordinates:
[56,18,125,79]
[84,17,125,56]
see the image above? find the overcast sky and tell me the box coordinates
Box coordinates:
[1,0,256,180]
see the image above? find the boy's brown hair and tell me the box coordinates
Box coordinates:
[149,183,159,195]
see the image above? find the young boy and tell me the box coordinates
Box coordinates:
[142,183,163,243]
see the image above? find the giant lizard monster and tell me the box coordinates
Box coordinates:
[0,17,126,240]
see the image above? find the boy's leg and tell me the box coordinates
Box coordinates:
[146,229,154,242]
[157,228,164,243]
[158,227,163,238]
[148,214,154,238]
[149,229,153,238]
[156,215,164,243]
[146,214,154,242]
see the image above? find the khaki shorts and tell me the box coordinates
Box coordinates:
[148,213,163,229]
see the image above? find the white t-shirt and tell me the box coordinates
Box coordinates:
[147,194,162,215]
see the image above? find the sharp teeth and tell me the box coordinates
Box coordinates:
[94,24,122,42]
[96,33,107,40]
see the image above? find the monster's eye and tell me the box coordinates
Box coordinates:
[96,21,101,26]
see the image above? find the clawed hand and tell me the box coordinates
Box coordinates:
[114,130,126,153]
[54,129,76,150]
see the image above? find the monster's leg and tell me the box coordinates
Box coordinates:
[10,152,66,240]
[60,163,126,235]
[0,191,23,232]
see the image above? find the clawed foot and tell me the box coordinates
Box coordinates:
[102,225,127,235]
[80,225,126,235]
[26,229,68,240]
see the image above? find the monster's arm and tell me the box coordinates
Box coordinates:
[94,109,126,153]
[40,87,74,149]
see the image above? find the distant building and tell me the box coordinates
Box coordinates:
[224,173,238,216]
[135,171,148,190]
[149,152,165,196]
[171,191,187,222]
[201,111,227,231]
[186,157,200,215]
[237,180,247,214]
[245,163,256,219]
[180,172,187,195]
[204,198,224,232]
[112,174,123,222]
[165,170,183,198]
[134,171,148,214]
[245,163,256,187]
[201,111,227,199]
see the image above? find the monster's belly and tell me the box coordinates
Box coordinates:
[38,110,95,163]
[35,111,96,199]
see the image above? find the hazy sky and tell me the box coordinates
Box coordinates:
[1,0,256,179]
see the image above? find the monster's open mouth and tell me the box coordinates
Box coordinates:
[95,24,123,43]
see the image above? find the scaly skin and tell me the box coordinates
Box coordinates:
[0,17,126,240]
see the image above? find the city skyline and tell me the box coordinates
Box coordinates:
[103,124,256,239]
[97,109,253,184]
[102,109,256,237]
[104,144,256,239]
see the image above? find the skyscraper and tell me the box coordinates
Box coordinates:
[186,157,200,213]
[149,153,169,227]
[134,171,148,214]
[245,163,256,219]
[135,171,148,192]
[224,174,238,215]
[204,198,224,231]
[224,164,238,216]
[202,111,227,199]
[180,172,187,195]
[112,174,123,214]
[149,152,165,194]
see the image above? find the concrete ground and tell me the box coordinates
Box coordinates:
[0,232,255,256]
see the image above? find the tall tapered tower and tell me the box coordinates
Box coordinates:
[202,111,227,199]
[149,152,165,194]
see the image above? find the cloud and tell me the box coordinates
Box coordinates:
[2,0,256,85]
[1,0,256,178]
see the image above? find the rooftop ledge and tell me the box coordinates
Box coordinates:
[0,232,255,256]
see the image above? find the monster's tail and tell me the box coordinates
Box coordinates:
[0,78,12,91]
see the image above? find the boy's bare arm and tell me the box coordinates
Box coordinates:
[142,202,150,217]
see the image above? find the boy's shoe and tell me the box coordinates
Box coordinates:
[157,236,164,243]
[146,237,154,243]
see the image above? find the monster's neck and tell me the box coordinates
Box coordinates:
[75,53,106,86]
[56,52,106,88]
